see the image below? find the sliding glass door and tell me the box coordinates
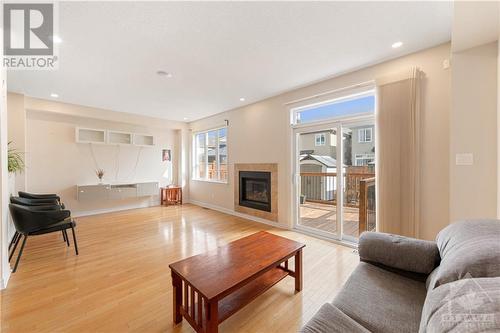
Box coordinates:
[293,92,376,243]
[296,124,342,239]
[340,120,376,242]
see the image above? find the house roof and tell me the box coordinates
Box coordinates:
[300,154,337,168]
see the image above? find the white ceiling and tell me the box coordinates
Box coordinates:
[7,2,453,122]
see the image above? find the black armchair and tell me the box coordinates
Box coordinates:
[9,196,68,249]
[8,204,78,273]
[10,196,59,206]
[18,191,61,203]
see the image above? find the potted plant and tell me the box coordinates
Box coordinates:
[7,142,24,241]
[8,142,25,174]
[95,168,105,183]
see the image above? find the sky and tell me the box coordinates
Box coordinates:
[298,95,374,123]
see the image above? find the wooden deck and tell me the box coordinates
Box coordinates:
[299,201,362,238]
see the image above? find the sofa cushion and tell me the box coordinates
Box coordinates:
[431,220,500,289]
[332,262,427,333]
[300,303,370,333]
[359,231,440,274]
[420,277,500,332]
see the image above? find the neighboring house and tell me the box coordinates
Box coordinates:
[299,126,375,167]
[298,126,374,202]
[299,130,337,158]
[350,125,375,166]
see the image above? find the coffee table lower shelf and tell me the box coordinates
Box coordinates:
[218,266,289,323]
[179,267,290,332]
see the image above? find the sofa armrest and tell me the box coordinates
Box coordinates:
[358,232,440,275]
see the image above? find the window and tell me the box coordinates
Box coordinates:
[354,154,375,166]
[193,127,227,182]
[315,133,326,146]
[358,128,372,143]
[294,94,375,125]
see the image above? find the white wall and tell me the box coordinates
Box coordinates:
[1,1,12,287]
[498,12,500,218]
[1,73,11,289]
[452,1,498,53]
[189,43,451,240]
[450,2,499,221]
[8,94,188,216]
[450,43,498,221]
[7,93,26,193]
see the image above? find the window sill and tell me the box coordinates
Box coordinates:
[191,178,228,185]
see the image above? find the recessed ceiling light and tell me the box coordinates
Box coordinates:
[239,97,245,102]
[157,70,172,78]
[392,41,403,49]
[52,36,62,44]
[50,93,59,98]
[183,117,189,121]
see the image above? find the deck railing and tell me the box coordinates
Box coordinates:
[300,169,376,235]
[300,171,375,208]
[359,177,376,233]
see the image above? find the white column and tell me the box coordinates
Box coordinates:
[179,127,190,202]
[0,66,11,289]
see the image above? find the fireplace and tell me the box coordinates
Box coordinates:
[239,171,271,212]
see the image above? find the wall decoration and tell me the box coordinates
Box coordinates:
[95,168,105,183]
[162,149,171,162]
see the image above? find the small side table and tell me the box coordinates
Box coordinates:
[161,186,182,205]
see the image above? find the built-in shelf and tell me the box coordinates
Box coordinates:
[76,128,106,144]
[76,182,159,201]
[108,131,133,145]
[75,127,155,147]
[133,134,155,146]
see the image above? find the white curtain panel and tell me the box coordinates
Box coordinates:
[375,67,422,238]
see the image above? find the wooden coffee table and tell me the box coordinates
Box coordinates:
[169,231,305,333]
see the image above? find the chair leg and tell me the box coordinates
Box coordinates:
[12,235,28,273]
[70,226,78,255]
[62,230,67,243]
[9,233,22,262]
[9,232,19,251]
[63,230,70,247]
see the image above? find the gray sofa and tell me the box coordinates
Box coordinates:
[301,220,500,333]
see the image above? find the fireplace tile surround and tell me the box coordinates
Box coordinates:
[234,163,278,222]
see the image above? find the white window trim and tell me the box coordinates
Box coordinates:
[192,126,228,184]
[358,128,373,143]
[315,133,326,146]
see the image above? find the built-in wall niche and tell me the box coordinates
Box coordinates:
[76,128,106,144]
[108,131,132,145]
[75,127,155,147]
[133,134,155,146]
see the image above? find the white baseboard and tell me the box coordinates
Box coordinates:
[1,267,11,290]
[188,199,290,230]
[73,201,158,218]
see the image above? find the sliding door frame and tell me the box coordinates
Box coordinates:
[291,114,375,243]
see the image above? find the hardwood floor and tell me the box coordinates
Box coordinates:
[1,204,359,333]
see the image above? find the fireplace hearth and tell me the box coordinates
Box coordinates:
[239,171,271,212]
